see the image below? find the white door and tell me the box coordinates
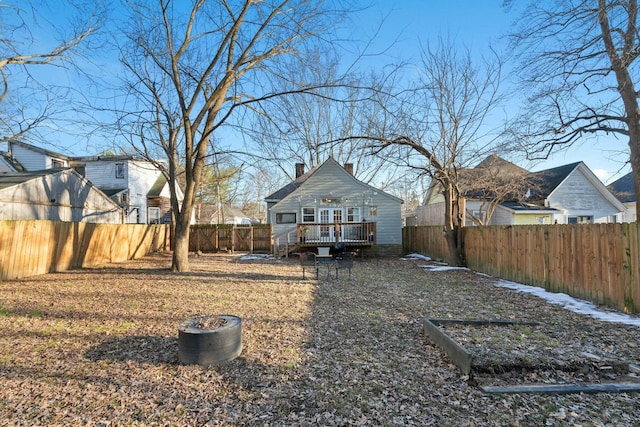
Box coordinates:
[319,208,343,242]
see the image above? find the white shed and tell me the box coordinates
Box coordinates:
[0,169,123,223]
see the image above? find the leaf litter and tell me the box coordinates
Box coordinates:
[0,253,638,426]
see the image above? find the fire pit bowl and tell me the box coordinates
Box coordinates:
[178,314,242,366]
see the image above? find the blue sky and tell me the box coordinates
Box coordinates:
[10,0,632,184]
[357,1,631,183]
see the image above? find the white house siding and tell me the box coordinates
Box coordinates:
[622,202,637,222]
[547,168,622,224]
[269,160,402,245]
[0,170,122,223]
[10,143,68,170]
[82,160,162,224]
[490,205,516,225]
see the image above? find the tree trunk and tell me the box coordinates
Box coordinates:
[172,216,191,272]
[442,181,464,266]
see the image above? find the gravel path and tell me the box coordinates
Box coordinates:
[0,253,638,426]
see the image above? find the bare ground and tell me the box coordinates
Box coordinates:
[0,252,639,426]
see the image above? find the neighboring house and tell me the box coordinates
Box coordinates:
[197,204,252,225]
[265,158,403,255]
[608,172,637,222]
[2,141,183,224]
[0,169,123,223]
[419,157,624,226]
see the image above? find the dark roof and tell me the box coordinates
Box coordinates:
[474,154,528,174]
[528,162,581,199]
[264,164,321,201]
[100,188,128,197]
[0,168,67,190]
[608,172,635,203]
[0,152,24,172]
[500,201,559,212]
[147,175,167,197]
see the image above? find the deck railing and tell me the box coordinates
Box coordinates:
[297,222,376,245]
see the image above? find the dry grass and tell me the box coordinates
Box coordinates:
[0,252,639,426]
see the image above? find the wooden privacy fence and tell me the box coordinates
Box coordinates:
[403,224,640,314]
[189,224,272,253]
[0,220,170,281]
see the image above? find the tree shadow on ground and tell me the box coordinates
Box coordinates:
[85,335,178,365]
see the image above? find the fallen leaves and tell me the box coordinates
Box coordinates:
[0,253,638,425]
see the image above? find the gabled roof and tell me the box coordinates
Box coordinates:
[474,154,528,174]
[265,158,402,204]
[608,172,635,203]
[528,162,582,199]
[0,168,68,190]
[264,163,321,202]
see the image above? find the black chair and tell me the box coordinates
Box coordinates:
[299,252,318,279]
[334,252,354,280]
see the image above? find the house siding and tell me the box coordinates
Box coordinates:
[82,160,163,224]
[547,168,622,223]
[11,143,68,170]
[269,160,402,245]
[491,205,515,225]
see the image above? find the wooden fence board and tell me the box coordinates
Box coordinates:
[0,221,169,281]
[405,224,640,314]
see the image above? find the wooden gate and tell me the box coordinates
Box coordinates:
[189,224,272,253]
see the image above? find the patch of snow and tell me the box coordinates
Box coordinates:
[240,254,275,261]
[401,253,432,261]
[495,280,640,328]
[422,265,469,272]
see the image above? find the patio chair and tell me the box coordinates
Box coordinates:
[334,252,354,280]
[299,252,318,280]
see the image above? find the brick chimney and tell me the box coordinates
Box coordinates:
[295,163,305,178]
[344,163,353,175]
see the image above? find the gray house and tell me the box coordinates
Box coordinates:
[265,158,403,255]
[0,169,123,223]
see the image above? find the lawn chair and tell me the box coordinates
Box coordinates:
[299,252,318,280]
[334,252,354,280]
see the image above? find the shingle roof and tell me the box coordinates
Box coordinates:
[528,162,582,199]
[608,172,635,203]
[264,164,321,201]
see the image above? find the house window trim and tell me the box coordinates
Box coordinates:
[115,163,125,179]
[302,207,315,223]
[276,212,297,224]
[347,207,360,222]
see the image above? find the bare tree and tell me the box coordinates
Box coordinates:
[245,48,403,186]
[506,0,640,219]
[116,0,351,272]
[0,1,100,144]
[458,155,534,226]
[367,39,505,266]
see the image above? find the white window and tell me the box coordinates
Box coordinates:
[347,207,360,222]
[148,207,161,224]
[302,207,315,223]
